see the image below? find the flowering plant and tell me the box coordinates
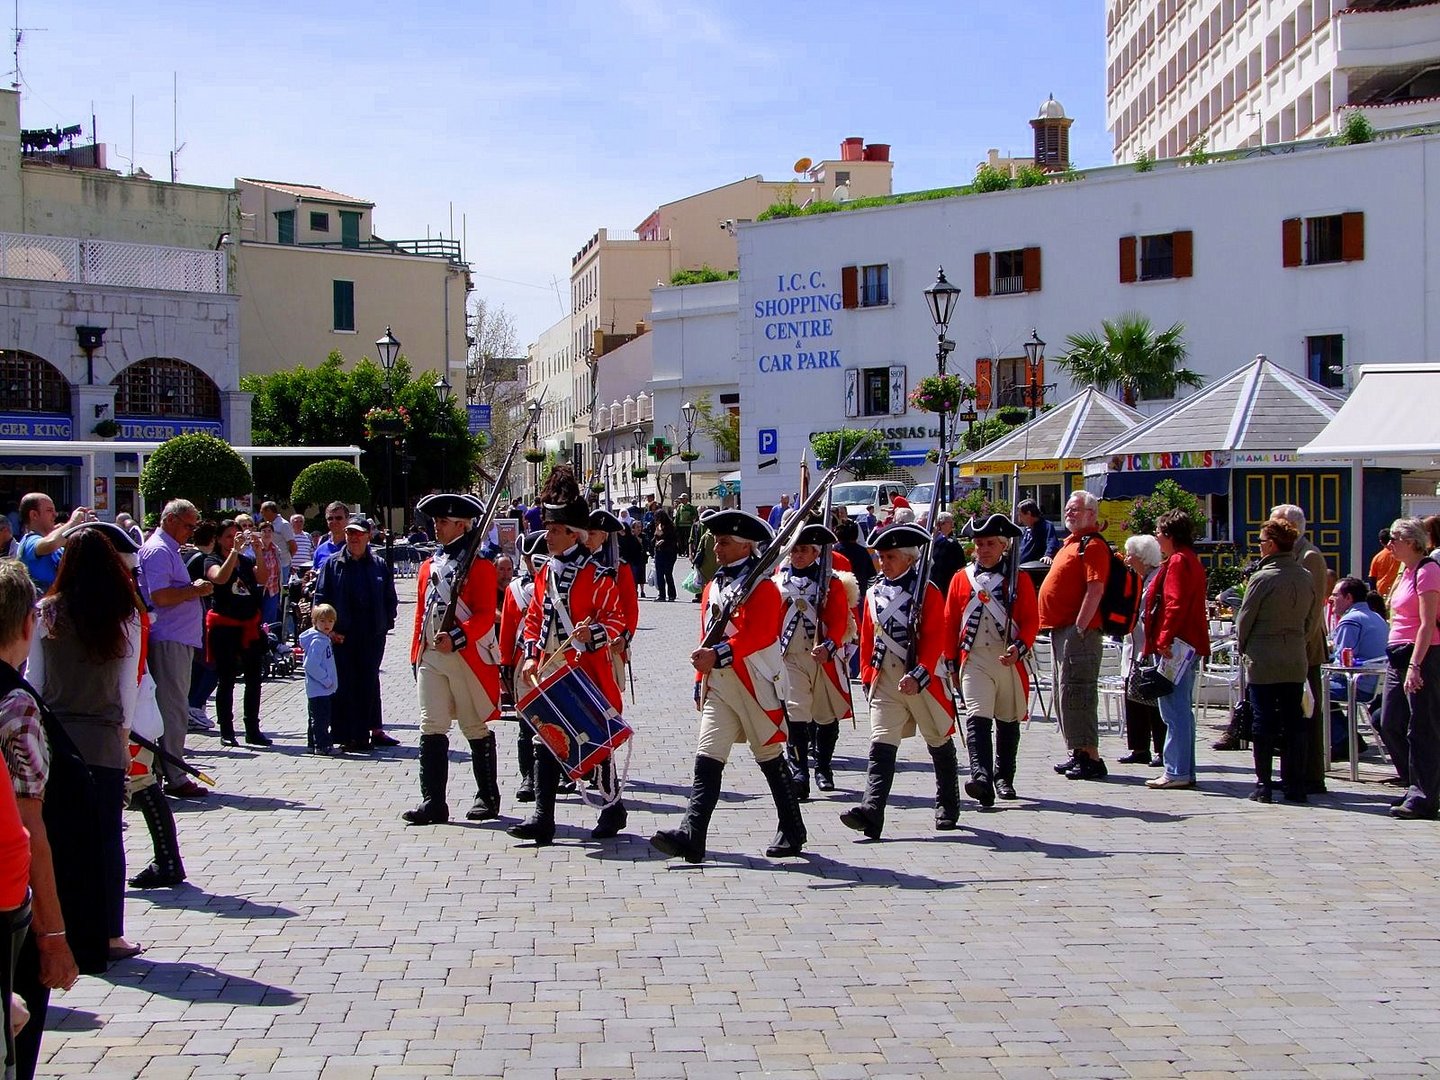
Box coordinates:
[364,405,411,439]
[909,374,974,414]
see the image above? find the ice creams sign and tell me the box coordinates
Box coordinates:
[754,270,843,373]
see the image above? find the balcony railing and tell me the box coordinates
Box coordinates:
[298,236,466,264]
[0,232,227,293]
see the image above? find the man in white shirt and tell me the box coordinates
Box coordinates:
[260,501,296,584]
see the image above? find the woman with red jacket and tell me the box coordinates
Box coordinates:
[1142,509,1210,790]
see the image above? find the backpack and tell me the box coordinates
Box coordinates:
[1076,534,1141,640]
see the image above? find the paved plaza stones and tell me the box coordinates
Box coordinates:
[35,571,1440,1078]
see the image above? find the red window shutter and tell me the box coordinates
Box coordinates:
[1172,230,1193,278]
[1341,212,1364,262]
[975,359,993,409]
[1119,235,1138,283]
[840,265,858,308]
[973,252,991,298]
[1022,246,1042,292]
[1282,218,1302,268]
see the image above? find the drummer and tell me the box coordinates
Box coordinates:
[650,509,808,865]
[583,508,640,697]
[499,529,547,803]
[944,512,1038,805]
[512,467,629,845]
[402,492,503,827]
[774,522,855,797]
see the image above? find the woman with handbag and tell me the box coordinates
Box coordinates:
[1142,510,1210,790]
[652,509,680,602]
[1119,534,1165,767]
[1377,517,1440,820]
[1236,517,1315,803]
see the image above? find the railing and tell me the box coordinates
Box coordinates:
[298,236,465,263]
[0,232,226,293]
[994,275,1025,296]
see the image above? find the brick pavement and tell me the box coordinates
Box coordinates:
[35,568,1440,1078]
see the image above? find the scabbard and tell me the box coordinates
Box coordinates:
[128,731,215,786]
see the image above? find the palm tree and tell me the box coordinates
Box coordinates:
[1056,313,1203,406]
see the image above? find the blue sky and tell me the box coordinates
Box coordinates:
[15,1,1108,347]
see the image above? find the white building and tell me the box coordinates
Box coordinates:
[1106,0,1440,164]
[733,128,1440,511]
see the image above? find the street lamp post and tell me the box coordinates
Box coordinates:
[681,400,698,499]
[527,398,543,502]
[1023,328,1047,420]
[374,325,402,570]
[435,372,453,490]
[632,426,645,504]
[923,268,961,505]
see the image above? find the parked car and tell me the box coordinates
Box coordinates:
[830,480,910,518]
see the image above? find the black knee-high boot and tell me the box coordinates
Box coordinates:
[650,755,724,863]
[786,720,813,801]
[759,754,808,857]
[508,745,558,845]
[590,759,628,839]
[516,724,535,802]
[995,720,1021,799]
[127,785,186,888]
[403,734,451,825]
[929,740,962,827]
[839,742,898,839]
[813,721,839,791]
[963,717,996,807]
[466,735,501,821]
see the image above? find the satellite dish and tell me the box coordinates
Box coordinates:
[793,156,813,174]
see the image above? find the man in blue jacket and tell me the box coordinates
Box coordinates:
[1016,499,1062,566]
[314,516,399,753]
[1327,575,1389,760]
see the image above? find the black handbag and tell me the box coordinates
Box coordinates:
[1130,663,1176,701]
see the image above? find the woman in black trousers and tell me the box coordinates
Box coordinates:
[652,509,679,602]
[1119,534,1166,765]
[1377,517,1440,820]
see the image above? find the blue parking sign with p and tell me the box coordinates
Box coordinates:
[758,428,778,456]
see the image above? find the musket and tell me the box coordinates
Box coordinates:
[904,446,947,671]
[440,393,546,635]
[129,731,215,787]
[1004,462,1022,650]
[701,429,874,651]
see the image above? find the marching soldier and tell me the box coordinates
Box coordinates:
[774,523,855,797]
[650,510,807,864]
[583,509,640,697]
[944,513,1039,805]
[403,493,503,826]
[512,468,629,845]
[499,530,547,802]
[841,522,960,839]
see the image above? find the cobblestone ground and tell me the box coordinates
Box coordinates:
[37,569,1440,1079]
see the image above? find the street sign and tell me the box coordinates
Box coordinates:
[758,428,778,455]
[467,404,491,434]
[957,409,979,423]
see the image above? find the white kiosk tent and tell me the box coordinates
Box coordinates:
[0,440,363,521]
[1298,363,1440,571]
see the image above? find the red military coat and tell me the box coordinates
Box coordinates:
[411,553,500,713]
[859,577,954,717]
[499,575,533,668]
[699,573,786,741]
[776,565,854,720]
[521,555,626,711]
[943,562,1039,698]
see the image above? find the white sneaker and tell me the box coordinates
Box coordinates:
[187,707,215,732]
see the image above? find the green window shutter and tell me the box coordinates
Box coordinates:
[333,280,355,331]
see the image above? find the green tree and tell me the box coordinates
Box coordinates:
[140,433,253,510]
[809,429,891,479]
[1121,478,1208,536]
[690,393,740,463]
[972,164,1012,193]
[242,351,483,510]
[290,459,371,514]
[1335,111,1374,146]
[1056,313,1203,407]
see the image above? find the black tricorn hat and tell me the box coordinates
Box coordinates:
[520,529,548,556]
[871,522,931,551]
[700,509,773,545]
[960,512,1023,540]
[417,492,484,520]
[795,523,837,547]
[63,519,139,555]
[588,509,625,534]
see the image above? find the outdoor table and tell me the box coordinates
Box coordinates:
[1320,661,1387,782]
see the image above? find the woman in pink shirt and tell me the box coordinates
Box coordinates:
[1378,517,1440,820]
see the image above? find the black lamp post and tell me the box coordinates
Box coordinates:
[632,426,645,503]
[527,398,543,501]
[375,325,401,568]
[435,372,454,490]
[923,267,961,504]
[1023,328,1046,420]
[681,400,698,498]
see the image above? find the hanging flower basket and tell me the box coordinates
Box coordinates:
[909,374,974,415]
[589,481,606,494]
[92,418,120,439]
[364,405,411,439]
[630,467,649,479]
[522,448,546,463]
[679,450,701,463]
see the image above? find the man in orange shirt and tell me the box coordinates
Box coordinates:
[1038,491,1111,780]
[1369,528,1401,599]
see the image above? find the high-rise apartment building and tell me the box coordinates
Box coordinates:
[1107,0,1440,163]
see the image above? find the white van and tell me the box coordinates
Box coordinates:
[829,480,910,518]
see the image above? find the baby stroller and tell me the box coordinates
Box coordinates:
[261,621,298,679]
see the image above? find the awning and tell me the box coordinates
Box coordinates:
[1297,363,1440,465]
[721,470,741,483]
[1095,467,1231,499]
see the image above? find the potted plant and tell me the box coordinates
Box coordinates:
[92,417,120,439]
[679,450,701,463]
[522,448,546,464]
[630,467,649,479]
[909,374,974,414]
[364,404,411,439]
[589,481,606,495]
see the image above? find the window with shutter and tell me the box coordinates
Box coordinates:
[1172,230,1194,278]
[332,280,355,332]
[840,265,859,309]
[975,359,993,409]
[1340,212,1364,262]
[973,252,991,298]
[1305,215,1343,264]
[1119,235,1138,283]
[1140,234,1174,280]
[1022,247,1042,292]
[1282,217,1303,267]
[994,250,1025,295]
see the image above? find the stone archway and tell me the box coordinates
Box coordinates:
[111,357,222,419]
